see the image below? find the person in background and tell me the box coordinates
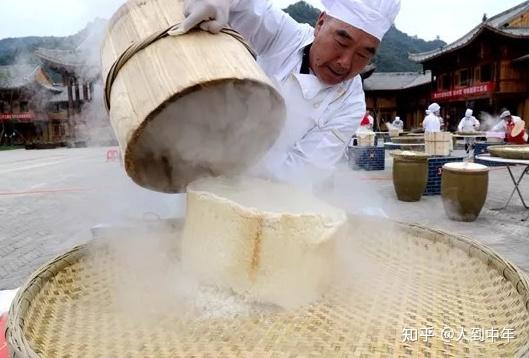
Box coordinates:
[437,112,445,131]
[391,116,403,130]
[422,103,441,133]
[181,0,400,184]
[457,108,480,153]
[492,109,528,144]
[359,110,374,130]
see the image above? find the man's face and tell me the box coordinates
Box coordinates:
[310,13,380,85]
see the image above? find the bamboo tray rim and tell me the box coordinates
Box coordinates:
[6,220,529,357]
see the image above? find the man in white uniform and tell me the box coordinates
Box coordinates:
[492,109,528,144]
[181,0,400,182]
[457,108,480,153]
[391,116,403,130]
[422,103,441,133]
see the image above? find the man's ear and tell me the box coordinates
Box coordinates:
[314,12,327,36]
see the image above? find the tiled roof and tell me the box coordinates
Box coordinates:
[35,19,107,79]
[0,65,39,89]
[35,48,82,68]
[410,1,529,63]
[363,71,431,91]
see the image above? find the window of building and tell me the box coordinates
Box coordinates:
[459,69,470,86]
[20,101,29,112]
[453,72,460,87]
[440,74,451,90]
[481,64,493,82]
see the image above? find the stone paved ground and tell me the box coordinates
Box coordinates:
[0,147,528,289]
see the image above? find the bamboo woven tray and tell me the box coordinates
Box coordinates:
[489,145,529,160]
[6,219,529,357]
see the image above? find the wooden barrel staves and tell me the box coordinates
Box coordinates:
[101,0,286,193]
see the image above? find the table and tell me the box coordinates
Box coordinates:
[475,154,529,221]
[384,142,425,151]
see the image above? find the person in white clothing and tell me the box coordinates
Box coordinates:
[492,110,528,144]
[391,116,403,130]
[181,0,401,183]
[457,109,480,153]
[457,109,480,132]
[422,103,441,133]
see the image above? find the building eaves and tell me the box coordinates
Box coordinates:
[409,1,529,63]
[363,71,431,91]
[513,53,529,62]
[35,48,83,69]
[0,64,39,89]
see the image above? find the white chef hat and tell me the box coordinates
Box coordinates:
[395,116,400,120]
[500,110,511,119]
[465,109,473,117]
[428,103,441,113]
[321,0,401,41]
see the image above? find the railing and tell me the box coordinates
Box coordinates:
[47,112,69,121]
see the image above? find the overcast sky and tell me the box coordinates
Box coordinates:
[0,0,525,43]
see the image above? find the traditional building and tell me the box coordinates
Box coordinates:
[0,19,113,148]
[34,19,112,146]
[410,1,529,131]
[0,64,64,146]
[363,71,432,130]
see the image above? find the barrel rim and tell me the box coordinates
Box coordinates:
[442,162,489,173]
[123,77,286,193]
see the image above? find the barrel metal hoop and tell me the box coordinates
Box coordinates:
[103,24,256,111]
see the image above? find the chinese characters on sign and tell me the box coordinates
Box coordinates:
[0,113,35,122]
[402,327,515,343]
[432,82,495,101]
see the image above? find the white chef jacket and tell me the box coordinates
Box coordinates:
[422,113,441,133]
[457,116,480,132]
[391,118,403,129]
[230,0,365,182]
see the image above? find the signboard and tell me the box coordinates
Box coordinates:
[433,82,495,101]
[0,112,35,122]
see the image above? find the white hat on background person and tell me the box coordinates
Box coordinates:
[321,0,401,41]
[500,110,511,119]
[428,103,441,113]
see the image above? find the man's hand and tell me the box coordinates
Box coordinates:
[182,0,231,34]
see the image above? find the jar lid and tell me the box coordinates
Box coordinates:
[390,150,430,159]
[443,162,489,173]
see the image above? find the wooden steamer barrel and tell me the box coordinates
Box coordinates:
[101,0,285,193]
[441,162,489,222]
[391,151,429,202]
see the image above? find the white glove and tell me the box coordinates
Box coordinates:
[182,0,231,34]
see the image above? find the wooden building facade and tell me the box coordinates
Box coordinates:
[410,1,529,131]
[0,65,67,146]
[363,71,432,130]
[0,19,112,148]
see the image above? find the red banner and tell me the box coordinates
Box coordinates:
[433,82,495,101]
[0,112,35,122]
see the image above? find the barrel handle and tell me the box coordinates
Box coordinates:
[104,23,256,111]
